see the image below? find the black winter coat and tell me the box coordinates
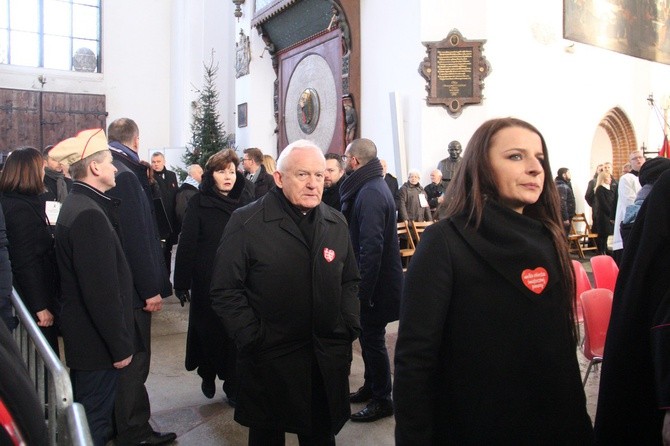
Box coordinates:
[340,161,402,325]
[594,185,615,235]
[251,164,275,199]
[595,170,670,444]
[108,146,172,307]
[394,201,592,445]
[153,168,179,239]
[173,171,254,377]
[175,182,198,228]
[55,183,135,370]
[0,191,60,349]
[209,189,361,435]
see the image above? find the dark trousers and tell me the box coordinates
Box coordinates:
[162,241,174,275]
[71,368,119,446]
[359,316,392,402]
[248,361,335,446]
[114,309,153,444]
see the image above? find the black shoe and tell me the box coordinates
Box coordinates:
[350,399,393,422]
[349,386,373,403]
[201,379,215,399]
[137,431,177,445]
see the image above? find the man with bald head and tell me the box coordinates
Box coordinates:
[424,169,448,219]
[340,138,402,422]
[437,140,462,183]
[210,140,361,445]
[175,164,204,227]
[612,150,646,263]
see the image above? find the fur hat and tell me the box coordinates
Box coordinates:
[50,129,108,165]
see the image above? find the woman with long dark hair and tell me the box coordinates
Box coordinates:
[0,147,60,353]
[173,149,254,405]
[394,118,592,444]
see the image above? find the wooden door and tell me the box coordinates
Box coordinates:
[0,88,107,154]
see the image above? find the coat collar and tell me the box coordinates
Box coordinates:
[451,200,561,300]
[262,188,338,248]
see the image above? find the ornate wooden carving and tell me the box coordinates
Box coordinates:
[419,29,490,118]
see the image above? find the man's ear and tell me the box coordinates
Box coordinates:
[89,160,100,177]
[273,170,283,188]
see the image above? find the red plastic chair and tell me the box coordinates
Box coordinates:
[590,255,619,292]
[571,260,592,326]
[580,288,613,386]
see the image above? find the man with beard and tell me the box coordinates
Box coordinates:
[322,153,346,210]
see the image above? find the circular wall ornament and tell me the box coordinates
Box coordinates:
[285,54,337,152]
[297,88,320,134]
[72,47,97,72]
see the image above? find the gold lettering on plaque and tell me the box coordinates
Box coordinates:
[437,49,473,97]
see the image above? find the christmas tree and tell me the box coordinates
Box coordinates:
[177,52,234,180]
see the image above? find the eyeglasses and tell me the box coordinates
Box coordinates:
[630,155,644,161]
[241,158,251,162]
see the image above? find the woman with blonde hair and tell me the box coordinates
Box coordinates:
[593,171,615,255]
[262,153,276,174]
[394,118,592,444]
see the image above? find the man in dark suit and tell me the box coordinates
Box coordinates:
[210,140,360,444]
[151,152,179,274]
[51,129,134,446]
[340,139,403,422]
[322,153,346,210]
[241,147,275,199]
[380,159,399,218]
[107,118,175,446]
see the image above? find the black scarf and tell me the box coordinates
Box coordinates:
[273,187,317,247]
[452,200,561,300]
[44,168,68,203]
[339,157,384,218]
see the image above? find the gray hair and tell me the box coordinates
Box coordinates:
[276,139,324,172]
[187,164,202,176]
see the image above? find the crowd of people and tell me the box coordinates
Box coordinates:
[1,116,670,445]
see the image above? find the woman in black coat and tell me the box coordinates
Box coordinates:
[173,149,254,403]
[394,118,592,444]
[593,171,615,255]
[0,148,60,353]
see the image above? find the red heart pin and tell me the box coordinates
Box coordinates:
[521,267,548,294]
[323,248,336,263]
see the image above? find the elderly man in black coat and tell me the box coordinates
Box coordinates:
[210,140,360,445]
[51,129,135,446]
[340,138,403,422]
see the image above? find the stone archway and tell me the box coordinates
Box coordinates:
[598,107,637,178]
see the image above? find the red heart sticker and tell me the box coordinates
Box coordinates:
[323,248,336,263]
[521,267,548,294]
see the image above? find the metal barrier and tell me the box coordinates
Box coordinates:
[10,288,92,445]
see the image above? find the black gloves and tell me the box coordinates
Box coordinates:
[175,289,191,307]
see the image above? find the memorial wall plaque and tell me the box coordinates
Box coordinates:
[419,29,490,118]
